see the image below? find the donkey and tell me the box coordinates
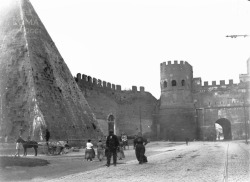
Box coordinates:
[19,137,39,156]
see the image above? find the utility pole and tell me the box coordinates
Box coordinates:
[139,106,142,134]
[243,90,248,144]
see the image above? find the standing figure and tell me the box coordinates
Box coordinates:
[14,136,23,157]
[121,133,128,150]
[133,135,138,149]
[4,134,8,143]
[117,141,125,160]
[45,129,50,146]
[85,139,95,161]
[134,132,148,164]
[185,137,189,145]
[97,140,105,161]
[106,131,119,167]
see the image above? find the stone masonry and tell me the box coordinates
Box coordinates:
[0,0,103,142]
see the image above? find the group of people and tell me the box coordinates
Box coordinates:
[84,131,148,167]
[14,129,148,166]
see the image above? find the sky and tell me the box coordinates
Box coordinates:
[29,0,250,99]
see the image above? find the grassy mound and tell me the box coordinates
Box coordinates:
[0,156,50,168]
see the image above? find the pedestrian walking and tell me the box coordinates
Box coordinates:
[105,130,119,167]
[121,133,128,150]
[117,141,125,160]
[97,140,105,161]
[133,135,138,149]
[85,139,95,161]
[4,134,8,143]
[185,137,189,145]
[14,136,23,157]
[45,129,50,146]
[134,132,148,164]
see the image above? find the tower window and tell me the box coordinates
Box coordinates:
[172,80,177,86]
[164,81,167,88]
[181,80,185,86]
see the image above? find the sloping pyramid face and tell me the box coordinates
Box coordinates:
[0,0,103,141]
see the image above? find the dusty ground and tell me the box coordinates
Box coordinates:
[0,141,249,182]
[0,141,180,181]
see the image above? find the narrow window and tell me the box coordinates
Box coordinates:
[164,81,167,88]
[172,80,177,86]
[181,80,185,86]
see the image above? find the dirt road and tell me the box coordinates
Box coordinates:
[1,141,249,182]
[48,141,249,182]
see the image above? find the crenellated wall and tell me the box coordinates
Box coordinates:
[75,73,158,137]
[193,78,237,92]
[74,60,249,141]
[75,73,145,93]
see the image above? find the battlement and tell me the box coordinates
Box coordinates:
[192,78,239,92]
[202,79,235,87]
[160,60,192,68]
[75,73,145,93]
[160,60,193,78]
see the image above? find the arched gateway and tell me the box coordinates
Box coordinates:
[215,118,232,140]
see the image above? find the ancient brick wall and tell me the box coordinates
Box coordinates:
[193,81,250,140]
[75,74,158,137]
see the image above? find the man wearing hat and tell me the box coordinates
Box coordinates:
[105,130,119,167]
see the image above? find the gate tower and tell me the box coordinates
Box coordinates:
[159,60,196,140]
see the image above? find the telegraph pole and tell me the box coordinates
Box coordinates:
[243,91,248,144]
[139,106,142,134]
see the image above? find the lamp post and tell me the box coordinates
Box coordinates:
[243,89,248,144]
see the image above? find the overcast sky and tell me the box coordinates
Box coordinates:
[29,0,250,99]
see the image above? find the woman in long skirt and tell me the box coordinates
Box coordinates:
[134,132,148,164]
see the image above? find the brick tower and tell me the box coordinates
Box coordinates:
[159,60,196,140]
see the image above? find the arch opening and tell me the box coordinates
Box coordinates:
[164,81,167,88]
[172,80,177,86]
[215,123,223,140]
[181,80,185,86]
[215,118,232,140]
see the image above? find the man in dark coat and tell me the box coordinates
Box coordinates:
[134,132,148,164]
[106,130,119,167]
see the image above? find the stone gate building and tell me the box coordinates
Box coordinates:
[158,60,250,141]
